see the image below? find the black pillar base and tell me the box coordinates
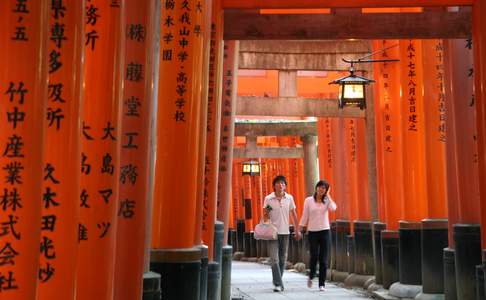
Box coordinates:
[443,248,457,300]
[302,231,310,264]
[236,220,245,252]
[453,224,481,300]
[421,219,448,294]
[250,232,257,257]
[207,261,221,300]
[231,230,237,253]
[477,264,485,300]
[214,221,225,264]
[381,230,399,289]
[346,235,355,274]
[354,221,374,275]
[372,222,386,284]
[243,232,251,257]
[221,245,233,300]
[331,221,337,270]
[150,248,201,300]
[288,226,295,263]
[336,220,351,271]
[399,221,422,285]
[200,245,209,300]
[260,240,268,257]
[142,271,161,300]
[255,239,261,258]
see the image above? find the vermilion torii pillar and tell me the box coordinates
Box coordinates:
[444,37,481,300]
[151,0,205,299]
[389,40,427,297]
[76,1,125,299]
[37,1,84,299]
[114,0,156,299]
[0,1,49,299]
[373,39,402,289]
[202,0,222,263]
[416,39,449,300]
[217,40,239,300]
[217,40,239,243]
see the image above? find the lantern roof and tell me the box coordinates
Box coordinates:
[329,73,374,85]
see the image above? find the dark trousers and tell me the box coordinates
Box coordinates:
[308,229,330,287]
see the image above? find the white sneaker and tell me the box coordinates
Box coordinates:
[319,286,326,291]
[273,286,280,292]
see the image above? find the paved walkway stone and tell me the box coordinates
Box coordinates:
[231,261,373,300]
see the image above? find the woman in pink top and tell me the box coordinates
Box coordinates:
[299,180,337,291]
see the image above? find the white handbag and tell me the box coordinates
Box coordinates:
[254,221,277,240]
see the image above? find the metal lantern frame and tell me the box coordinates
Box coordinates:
[330,45,399,110]
[242,160,260,176]
[330,67,373,110]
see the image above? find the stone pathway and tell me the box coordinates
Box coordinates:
[231,261,373,300]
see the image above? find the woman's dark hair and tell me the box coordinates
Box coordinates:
[272,175,287,187]
[313,180,330,203]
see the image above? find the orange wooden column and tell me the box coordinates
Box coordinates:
[376,40,403,230]
[399,39,427,222]
[151,0,206,298]
[113,1,156,299]
[317,118,337,222]
[421,39,447,219]
[443,39,480,226]
[242,175,253,232]
[194,0,210,249]
[371,41,387,223]
[201,0,222,260]
[356,118,371,220]
[217,40,239,245]
[0,1,48,298]
[76,1,124,299]
[153,0,204,249]
[473,0,486,250]
[344,118,359,230]
[37,1,83,299]
[331,118,348,220]
[233,160,244,223]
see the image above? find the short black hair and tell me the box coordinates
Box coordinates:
[272,175,287,186]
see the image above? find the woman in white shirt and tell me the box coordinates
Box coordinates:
[299,180,337,291]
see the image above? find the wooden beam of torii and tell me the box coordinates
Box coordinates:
[222,0,473,9]
[235,121,317,136]
[239,40,371,71]
[223,8,471,40]
[234,146,304,158]
[236,96,366,118]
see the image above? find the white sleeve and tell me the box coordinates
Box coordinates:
[299,198,309,227]
[327,195,337,211]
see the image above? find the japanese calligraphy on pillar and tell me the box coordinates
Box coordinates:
[219,43,233,174]
[348,119,356,162]
[465,38,479,164]
[114,0,154,298]
[381,41,393,153]
[1,1,49,297]
[77,0,123,298]
[325,119,332,168]
[435,41,446,143]
[407,40,419,132]
[119,12,148,225]
[38,0,74,289]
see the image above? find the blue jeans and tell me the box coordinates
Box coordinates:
[267,234,289,287]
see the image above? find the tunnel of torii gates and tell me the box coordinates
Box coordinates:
[1,0,486,300]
